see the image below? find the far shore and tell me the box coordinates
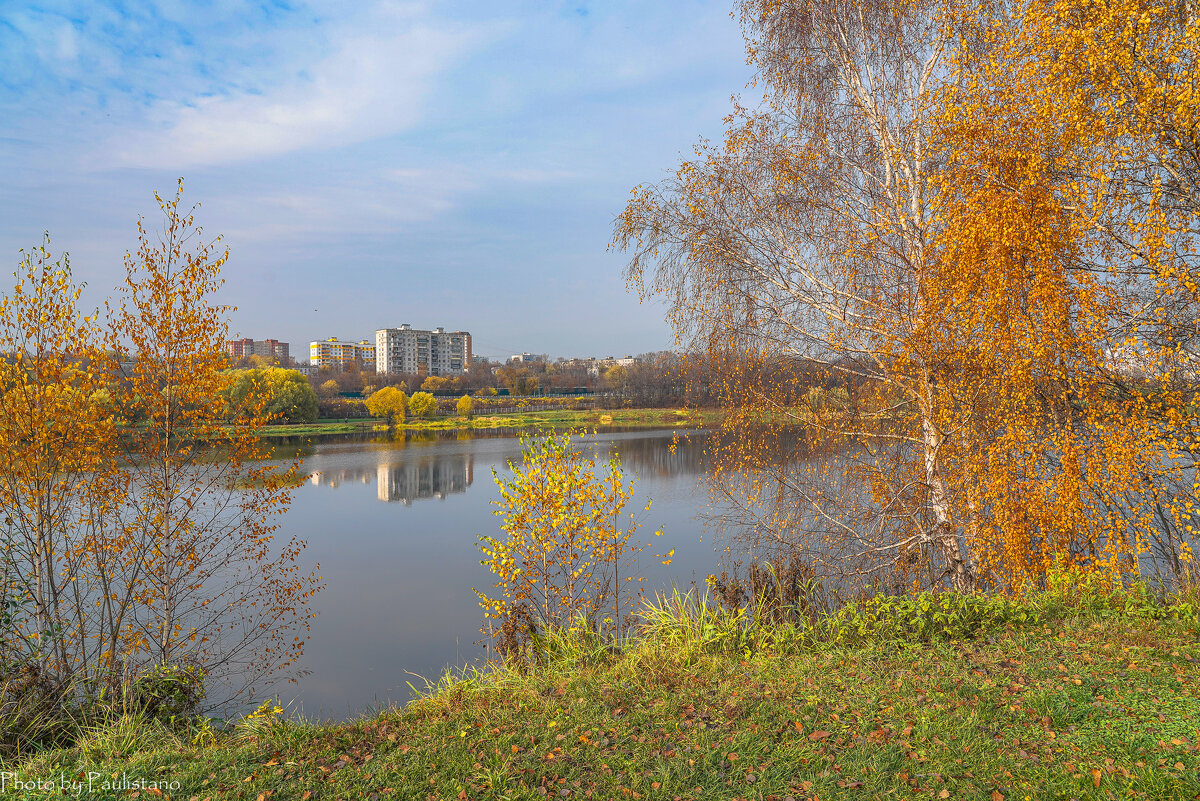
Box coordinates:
[250,407,723,437]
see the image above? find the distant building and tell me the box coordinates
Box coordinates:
[587,355,637,377]
[375,325,472,376]
[227,338,290,360]
[310,337,375,371]
[508,353,549,364]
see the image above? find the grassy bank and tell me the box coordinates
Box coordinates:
[252,408,721,437]
[7,587,1199,800]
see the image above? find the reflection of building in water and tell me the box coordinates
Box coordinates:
[309,466,376,488]
[377,455,474,504]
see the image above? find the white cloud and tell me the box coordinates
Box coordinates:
[202,164,481,248]
[109,5,479,168]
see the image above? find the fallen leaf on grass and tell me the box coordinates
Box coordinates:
[809,730,831,741]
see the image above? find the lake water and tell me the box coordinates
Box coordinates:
[267,429,717,720]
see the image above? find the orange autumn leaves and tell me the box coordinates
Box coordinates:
[930,0,1199,585]
[615,0,1198,591]
[0,182,317,704]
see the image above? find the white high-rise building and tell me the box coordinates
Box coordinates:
[375,325,472,376]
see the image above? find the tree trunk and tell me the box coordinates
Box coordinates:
[920,384,974,591]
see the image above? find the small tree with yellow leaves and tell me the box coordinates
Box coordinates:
[366,386,407,426]
[101,181,319,705]
[476,433,654,655]
[0,183,319,715]
[456,394,474,419]
[408,391,437,419]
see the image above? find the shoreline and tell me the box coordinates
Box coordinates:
[251,407,723,437]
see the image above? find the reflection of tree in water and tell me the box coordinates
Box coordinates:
[297,429,707,506]
[376,454,474,504]
[598,432,709,477]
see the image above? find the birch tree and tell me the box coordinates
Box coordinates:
[928,0,1200,584]
[0,185,319,711]
[615,0,978,589]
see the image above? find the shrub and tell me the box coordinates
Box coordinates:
[1037,565,1199,621]
[456,394,475,418]
[820,591,1041,644]
[317,398,370,418]
[0,657,78,757]
[129,663,206,723]
[408,391,437,419]
[224,367,319,423]
[366,386,407,424]
[477,433,651,654]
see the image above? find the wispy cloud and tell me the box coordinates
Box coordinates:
[108,4,480,168]
[0,0,752,358]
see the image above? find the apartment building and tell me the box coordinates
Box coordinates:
[227,338,290,360]
[375,325,472,376]
[508,352,549,364]
[309,337,375,371]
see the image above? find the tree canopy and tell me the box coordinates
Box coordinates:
[225,367,319,424]
[408,391,438,419]
[0,184,318,720]
[366,386,407,423]
[615,0,1199,592]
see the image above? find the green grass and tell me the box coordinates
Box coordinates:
[6,591,1199,800]
[249,408,721,437]
[250,419,385,437]
[452,407,721,431]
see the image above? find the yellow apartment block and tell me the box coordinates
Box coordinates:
[309,337,375,371]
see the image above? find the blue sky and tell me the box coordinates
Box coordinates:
[0,0,754,360]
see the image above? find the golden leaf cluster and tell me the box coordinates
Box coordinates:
[476,433,650,646]
[614,0,1198,591]
[0,181,319,706]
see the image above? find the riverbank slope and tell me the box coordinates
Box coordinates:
[9,587,1199,800]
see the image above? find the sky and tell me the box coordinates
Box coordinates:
[0,0,756,361]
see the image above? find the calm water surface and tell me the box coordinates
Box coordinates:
[268,429,716,720]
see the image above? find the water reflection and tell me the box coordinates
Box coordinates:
[308,453,475,504]
[270,429,715,719]
[376,455,474,504]
[308,465,374,488]
[295,428,705,505]
[599,430,708,477]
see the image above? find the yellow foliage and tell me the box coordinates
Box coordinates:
[366,386,407,423]
[476,433,648,647]
[456,394,475,418]
[614,0,1198,594]
[0,183,318,706]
